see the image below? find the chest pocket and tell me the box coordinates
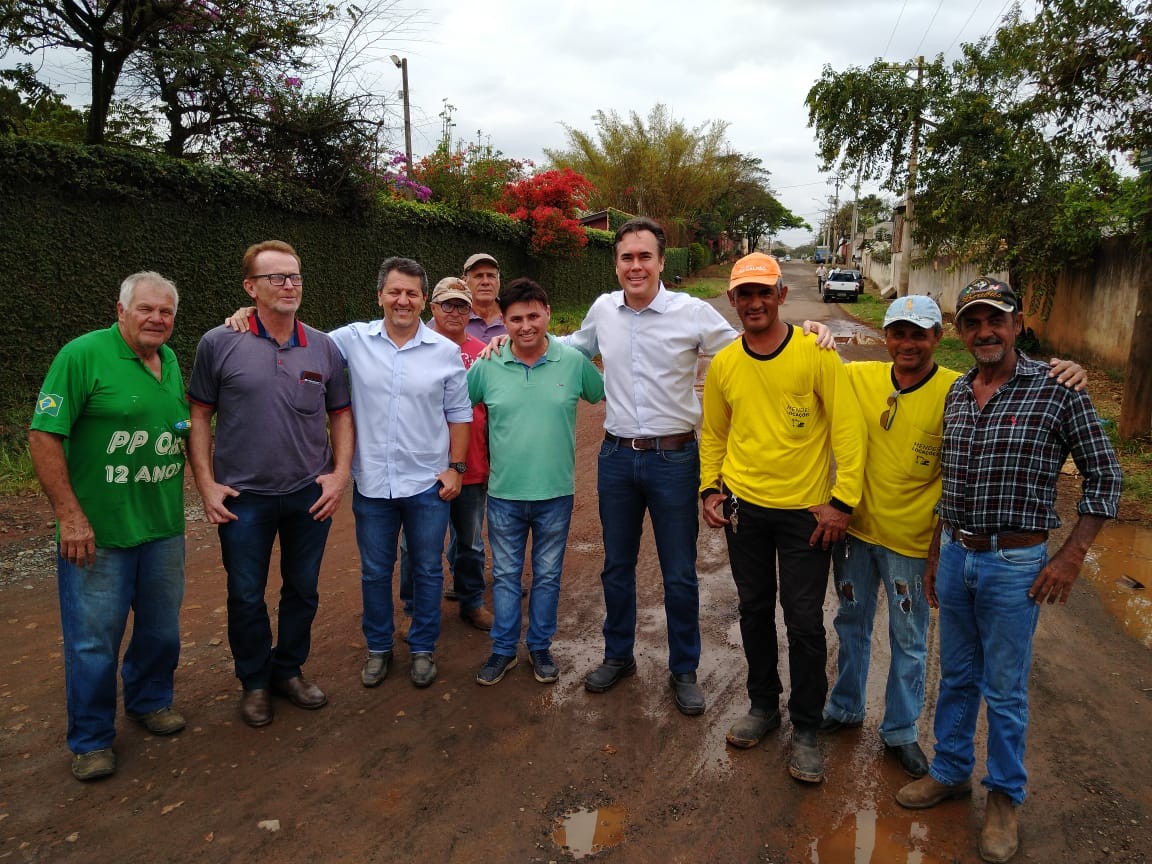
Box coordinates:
[781,392,816,440]
[907,429,942,481]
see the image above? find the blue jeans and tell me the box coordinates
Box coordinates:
[218,486,330,690]
[486,495,573,656]
[597,437,701,674]
[57,534,185,754]
[929,529,1046,805]
[353,484,450,655]
[398,482,487,614]
[825,537,930,746]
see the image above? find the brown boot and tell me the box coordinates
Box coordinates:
[980,791,1019,862]
[460,606,494,631]
[896,774,972,809]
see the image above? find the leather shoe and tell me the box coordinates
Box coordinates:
[726,708,781,749]
[271,676,328,710]
[789,727,824,783]
[887,741,930,778]
[980,790,1019,862]
[460,606,495,631]
[361,651,392,688]
[668,672,705,716]
[818,715,863,733]
[240,688,273,727]
[584,658,636,693]
[896,774,973,809]
[127,706,186,736]
[411,652,437,688]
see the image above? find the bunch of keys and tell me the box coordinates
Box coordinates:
[728,493,740,534]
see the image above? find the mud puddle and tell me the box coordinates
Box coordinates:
[1083,521,1152,649]
[552,804,627,859]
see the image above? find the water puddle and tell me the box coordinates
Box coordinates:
[1082,521,1152,649]
[551,805,627,859]
[808,809,947,864]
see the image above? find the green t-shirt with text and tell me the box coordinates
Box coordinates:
[31,324,188,548]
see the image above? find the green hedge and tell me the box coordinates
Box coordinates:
[0,139,687,418]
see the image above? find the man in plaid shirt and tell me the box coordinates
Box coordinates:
[895,277,1121,864]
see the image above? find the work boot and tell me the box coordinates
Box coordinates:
[980,791,1019,863]
[896,774,973,809]
[788,727,824,784]
[725,708,781,749]
[460,606,494,631]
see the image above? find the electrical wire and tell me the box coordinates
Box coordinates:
[882,0,910,57]
[913,0,947,57]
[944,0,986,55]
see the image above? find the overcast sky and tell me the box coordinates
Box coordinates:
[14,0,1026,247]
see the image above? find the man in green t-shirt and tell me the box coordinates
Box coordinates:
[467,278,604,687]
[30,272,190,782]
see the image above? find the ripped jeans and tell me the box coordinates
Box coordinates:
[824,536,929,746]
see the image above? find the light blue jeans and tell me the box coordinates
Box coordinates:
[825,537,930,746]
[486,495,573,656]
[928,529,1046,805]
[57,535,185,754]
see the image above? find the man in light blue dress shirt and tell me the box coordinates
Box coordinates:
[327,257,473,690]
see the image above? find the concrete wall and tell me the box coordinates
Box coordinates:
[866,236,1140,370]
[1023,238,1138,371]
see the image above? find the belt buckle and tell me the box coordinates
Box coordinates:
[631,437,648,451]
[957,529,979,548]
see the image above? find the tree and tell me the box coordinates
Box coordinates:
[124,0,331,157]
[413,139,531,210]
[0,64,84,140]
[496,168,595,258]
[546,104,738,247]
[1,0,185,144]
[807,1,1152,433]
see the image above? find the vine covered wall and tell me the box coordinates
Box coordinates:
[0,140,690,417]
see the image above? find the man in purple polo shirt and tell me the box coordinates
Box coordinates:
[462,252,506,342]
[189,240,354,729]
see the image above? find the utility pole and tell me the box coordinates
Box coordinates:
[390,55,413,181]
[830,173,843,263]
[897,56,924,298]
[850,165,862,267]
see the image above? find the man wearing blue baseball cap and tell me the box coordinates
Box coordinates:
[821,293,1087,784]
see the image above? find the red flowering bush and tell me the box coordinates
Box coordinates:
[497,168,596,258]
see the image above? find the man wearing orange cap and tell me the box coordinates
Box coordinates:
[700,251,866,785]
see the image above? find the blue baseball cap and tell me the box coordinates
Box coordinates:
[883,294,942,330]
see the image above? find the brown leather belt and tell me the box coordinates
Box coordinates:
[605,431,696,452]
[947,525,1048,551]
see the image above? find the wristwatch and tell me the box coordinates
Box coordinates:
[449,461,467,474]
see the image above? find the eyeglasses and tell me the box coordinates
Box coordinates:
[880,390,900,431]
[252,273,303,287]
[436,300,470,313]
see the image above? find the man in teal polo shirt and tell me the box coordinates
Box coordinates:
[467,277,605,686]
[30,271,189,781]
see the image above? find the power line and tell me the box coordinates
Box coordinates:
[913,0,947,57]
[882,0,911,57]
[944,0,986,55]
[982,0,1014,41]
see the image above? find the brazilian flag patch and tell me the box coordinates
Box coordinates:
[36,392,63,416]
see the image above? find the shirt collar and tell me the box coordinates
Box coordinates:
[248,312,307,346]
[613,282,669,313]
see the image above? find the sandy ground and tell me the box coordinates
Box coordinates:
[2,262,1150,864]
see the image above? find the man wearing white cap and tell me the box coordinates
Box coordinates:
[818,295,959,778]
[462,253,506,342]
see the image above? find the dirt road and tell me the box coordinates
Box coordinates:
[2,263,1150,863]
